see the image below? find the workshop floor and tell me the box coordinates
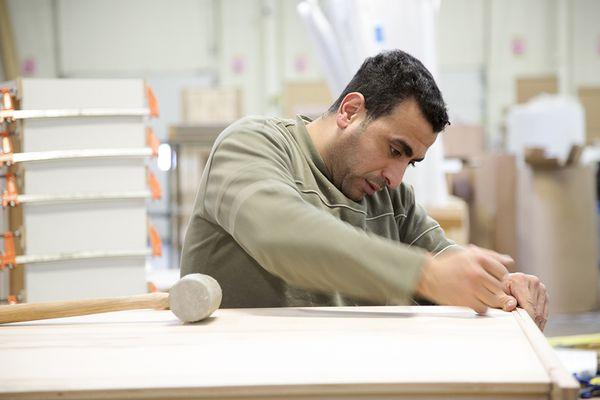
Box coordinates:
[544,310,600,337]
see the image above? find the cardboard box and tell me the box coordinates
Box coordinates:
[442,124,484,160]
[517,163,599,313]
[281,81,333,119]
[515,75,558,104]
[425,196,469,246]
[181,87,241,124]
[578,86,600,143]
[450,154,518,266]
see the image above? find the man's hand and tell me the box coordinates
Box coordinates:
[416,246,517,314]
[465,246,549,330]
[504,272,549,331]
[416,245,549,331]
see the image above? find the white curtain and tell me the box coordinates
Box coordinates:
[298,0,448,207]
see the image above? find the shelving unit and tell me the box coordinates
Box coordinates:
[0,78,162,302]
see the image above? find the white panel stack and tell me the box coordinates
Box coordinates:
[11,78,156,302]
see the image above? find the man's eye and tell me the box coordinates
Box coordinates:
[390,147,401,157]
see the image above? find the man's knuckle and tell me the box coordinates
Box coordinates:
[468,269,484,282]
[511,272,524,280]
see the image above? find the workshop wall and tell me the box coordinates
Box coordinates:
[572,0,600,87]
[437,0,485,125]
[3,0,599,271]
[9,0,599,129]
[6,0,56,78]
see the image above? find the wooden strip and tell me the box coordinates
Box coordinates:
[15,249,151,264]
[512,309,579,400]
[0,382,550,400]
[0,108,149,120]
[18,191,151,205]
[7,148,153,164]
[0,0,19,80]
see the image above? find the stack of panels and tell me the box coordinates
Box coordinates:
[17,79,151,302]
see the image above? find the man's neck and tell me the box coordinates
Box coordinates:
[305,114,336,176]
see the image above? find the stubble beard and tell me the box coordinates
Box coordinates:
[329,132,365,202]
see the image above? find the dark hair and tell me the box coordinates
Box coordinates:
[328,50,449,133]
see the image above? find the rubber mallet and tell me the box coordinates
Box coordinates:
[0,273,222,324]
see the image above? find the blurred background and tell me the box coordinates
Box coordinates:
[0,0,599,326]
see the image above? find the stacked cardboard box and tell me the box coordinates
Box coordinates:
[517,149,599,313]
[579,87,600,144]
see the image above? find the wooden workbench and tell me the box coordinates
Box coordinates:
[0,306,578,399]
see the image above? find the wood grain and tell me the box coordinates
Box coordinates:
[513,309,579,400]
[0,306,577,399]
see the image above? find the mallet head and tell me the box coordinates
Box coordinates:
[169,274,222,323]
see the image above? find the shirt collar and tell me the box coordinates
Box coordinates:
[294,115,331,179]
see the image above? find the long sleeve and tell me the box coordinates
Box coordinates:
[199,126,429,305]
[397,184,460,258]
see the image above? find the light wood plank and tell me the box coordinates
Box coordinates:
[0,306,571,399]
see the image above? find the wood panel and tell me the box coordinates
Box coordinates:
[0,306,578,399]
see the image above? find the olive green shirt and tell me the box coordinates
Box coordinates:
[181,115,457,308]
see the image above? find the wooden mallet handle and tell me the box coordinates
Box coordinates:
[0,274,222,324]
[0,293,170,324]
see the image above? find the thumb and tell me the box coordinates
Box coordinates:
[500,294,517,311]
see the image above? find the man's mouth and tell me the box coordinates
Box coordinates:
[364,180,380,195]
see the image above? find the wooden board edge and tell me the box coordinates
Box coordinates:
[0,381,551,400]
[512,308,579,400]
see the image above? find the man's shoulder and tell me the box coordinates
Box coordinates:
[224,115,295,138]
[214,115,297,150]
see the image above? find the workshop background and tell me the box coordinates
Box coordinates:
[0,0,599,334]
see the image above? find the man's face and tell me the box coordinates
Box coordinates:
[328,98,437,201]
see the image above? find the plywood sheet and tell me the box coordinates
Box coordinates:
[0,306,572,399]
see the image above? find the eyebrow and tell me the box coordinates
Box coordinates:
[391,139,424,162]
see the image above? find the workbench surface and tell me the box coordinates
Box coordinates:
[0,306,577,399]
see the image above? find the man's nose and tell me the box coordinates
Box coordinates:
[382,162,407,188]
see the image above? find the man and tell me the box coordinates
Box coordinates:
[181,50,549,330]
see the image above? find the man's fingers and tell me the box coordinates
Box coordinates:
[477,254,510,284]
[535,283,548,330]
[480,273,517,311]
[527,276,545,329]
[468,296,489,315]
[469,245,514,270]
[477,284,517,311]
[541,292,549,331]
[501,294,518,311]
[508,275,537,321]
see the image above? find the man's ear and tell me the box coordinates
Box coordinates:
[336,92,365,129]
